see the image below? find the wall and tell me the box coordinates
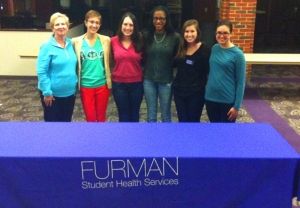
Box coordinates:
[0,23,83,76]
[1,1,259,77]
[194,0,218,48]
[219,0,257,78]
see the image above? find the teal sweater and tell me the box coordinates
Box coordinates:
[205,44,246,110]
[144,33,180,84]
[37,35,78,97]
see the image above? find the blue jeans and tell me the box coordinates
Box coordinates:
[143,79,173,122]
[174,89,205,122]
[112,81,143,122]
[205,100,236,123]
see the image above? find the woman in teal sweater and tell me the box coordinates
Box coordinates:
[205,20,246,123]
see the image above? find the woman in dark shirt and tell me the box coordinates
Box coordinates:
[142,6,180,122]
[174,19,211,122]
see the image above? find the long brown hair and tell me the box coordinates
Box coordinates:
[116,12,143,53]
[175,19,201,60]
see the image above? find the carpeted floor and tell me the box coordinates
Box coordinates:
[1,64,300,207]
[0,76,254,123]
[0,65,300,140]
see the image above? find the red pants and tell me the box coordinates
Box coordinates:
[80,85,110,122]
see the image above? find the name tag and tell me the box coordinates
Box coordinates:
[186,59,194,65]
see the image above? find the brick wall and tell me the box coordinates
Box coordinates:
[219,0,257,78]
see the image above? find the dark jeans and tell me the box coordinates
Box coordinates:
[205,100,236,123]
[293,161,300,197]
[174,89,205,122]
[112,81,143,122]
[40,91,76,122]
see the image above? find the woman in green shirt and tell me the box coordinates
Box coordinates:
[72,10,112,122]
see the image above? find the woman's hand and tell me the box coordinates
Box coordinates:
[44,95,55,106]
[227,107,238,121]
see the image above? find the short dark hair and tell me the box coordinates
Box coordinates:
[145,6,175,45]
[216,20,233,33]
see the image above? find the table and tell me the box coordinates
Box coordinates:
[19,48,39,58]
[244,53,300,65]
[0,122,298,207]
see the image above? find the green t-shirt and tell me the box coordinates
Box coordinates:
[80,38,106,87]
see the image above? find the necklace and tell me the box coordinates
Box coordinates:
[154,33,166,43]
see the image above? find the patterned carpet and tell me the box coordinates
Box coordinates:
[0,76,253,123]
[250,65,300,136]
[0,65,300,137]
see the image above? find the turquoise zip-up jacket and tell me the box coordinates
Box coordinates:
[36,35,78,97]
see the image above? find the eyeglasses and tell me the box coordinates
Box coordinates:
[88,21,100,25]
[153,17,166,22]
[216,31,230,36]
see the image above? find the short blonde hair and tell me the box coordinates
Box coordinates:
[50,12,70,28]
[85,10,102,23]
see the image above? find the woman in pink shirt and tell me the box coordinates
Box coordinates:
[111,12,143,122]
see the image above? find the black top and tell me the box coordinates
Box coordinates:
[173,43,211,97]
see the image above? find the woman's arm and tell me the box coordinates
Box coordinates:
[36,43,52,97]
[233,49,246,110]
[36,43,55,106]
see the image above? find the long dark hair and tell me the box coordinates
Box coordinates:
[144,6,174,46]
[116,12,143,52]
[175,19,202,60]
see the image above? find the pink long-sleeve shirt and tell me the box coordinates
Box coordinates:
[111,36,143,83]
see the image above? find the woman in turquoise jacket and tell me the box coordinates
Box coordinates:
[36,12,78,122]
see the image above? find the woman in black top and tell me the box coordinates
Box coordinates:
[174,19,211,122]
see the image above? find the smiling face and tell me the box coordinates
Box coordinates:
[184,25,198,44]
[52,17,68,38]
[153,10,166,33]
[216,25,232,47]
[122,16,134,37]
[85,16,101,34]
